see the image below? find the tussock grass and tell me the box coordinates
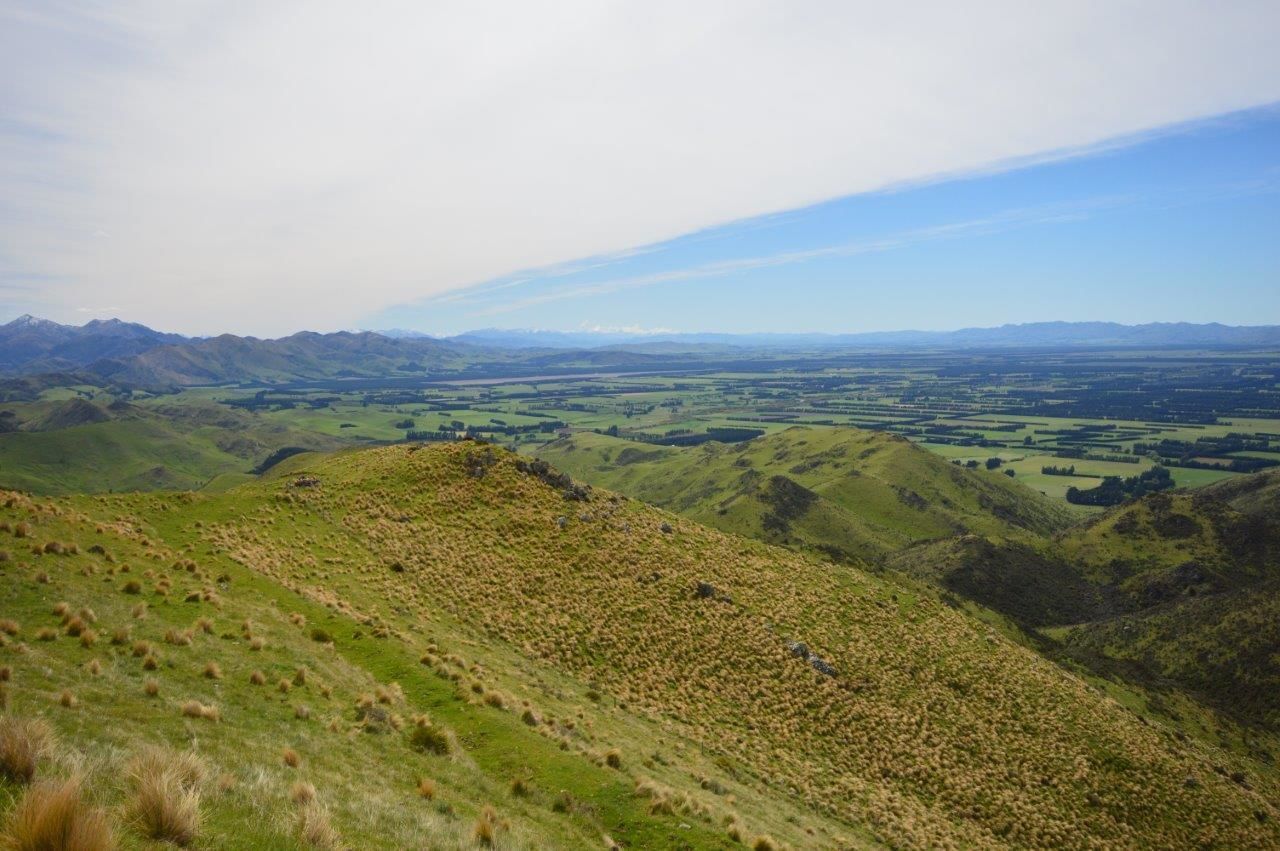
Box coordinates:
[2,775,116,851]
[126,747,203,846]
[0,716,53,783]
[294,802,341,850]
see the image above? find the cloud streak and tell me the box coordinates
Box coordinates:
[466,197,1131,315]
[3,1,1280,334]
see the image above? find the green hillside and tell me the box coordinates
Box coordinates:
[0,399,343,495]
[889,468,1280,729]
[2,441,1276,848]
[536,428,1075,563]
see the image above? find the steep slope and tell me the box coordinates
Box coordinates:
[890,468,1280,728]
[537,428,1074,563]
[1051,470,1280,728]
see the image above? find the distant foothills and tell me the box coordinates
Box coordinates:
[2,312,1279,390]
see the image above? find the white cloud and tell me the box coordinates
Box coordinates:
[2,1,1279,335]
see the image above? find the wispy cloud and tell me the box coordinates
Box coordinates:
[4,2,1280,334]
[469,197,1131,315]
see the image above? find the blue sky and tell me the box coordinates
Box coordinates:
[375,106,1280,335]
[4,3,1279,336]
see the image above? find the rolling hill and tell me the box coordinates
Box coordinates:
[889,468,1280,729]
[1,440,1277,848]
[0,398,344,494]
[535,428,1075,563]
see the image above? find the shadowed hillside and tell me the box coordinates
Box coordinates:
[536,428,1075,563]
[889,468,1280,729]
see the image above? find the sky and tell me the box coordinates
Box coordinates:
[1,2,1279,337]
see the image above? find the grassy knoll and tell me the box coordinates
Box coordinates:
[536,427,1074,563]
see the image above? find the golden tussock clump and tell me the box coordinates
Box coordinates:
[752,836,779,851]
[289,781,316,806]
[180,701,219,722]
[248,670,266,686]
[295,801,341,850]
[110,627,130,646]
[0,716,53,784]
[0,619,19,636]
[163,628,192,647]
[202,662,222,680]
[57,689,77,709]
[416,778,436,800]
[79,629,98,648]
[472,805,501,848]
[34,628,56,642]
[3,775,116,851]
[604,748,622,769]
[144,678,159,697]
[282,748,301,768]
[127,747,204,846]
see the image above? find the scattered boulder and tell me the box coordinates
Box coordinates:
[516,458,591,501]
[786,639,837,678]
[292,475,320,488]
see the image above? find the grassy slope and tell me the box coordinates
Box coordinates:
[536,428,1074,563]
[890,468,1280,730]
[0,401,343,495]
[1049,470,1280,728]
[4,443,1276,848]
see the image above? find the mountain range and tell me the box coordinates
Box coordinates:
[3,314,1280,389]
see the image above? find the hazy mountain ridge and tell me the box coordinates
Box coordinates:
[449,321,1280,350]
[5,315,1280,388]
[0,314,188,375]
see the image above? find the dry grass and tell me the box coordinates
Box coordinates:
[57,690,76,709]
[144,678,159,697]
[289,781,316,806]
[472,805,500,848]
[249,670,266,686]
[295,802,341,850]
[0,716,53,784]
[2,775,116,851]
[416,778,436,800]
[179,701,219,722]
[202,661,222,680]
[282,748,301,768]
[126,748,203,846]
